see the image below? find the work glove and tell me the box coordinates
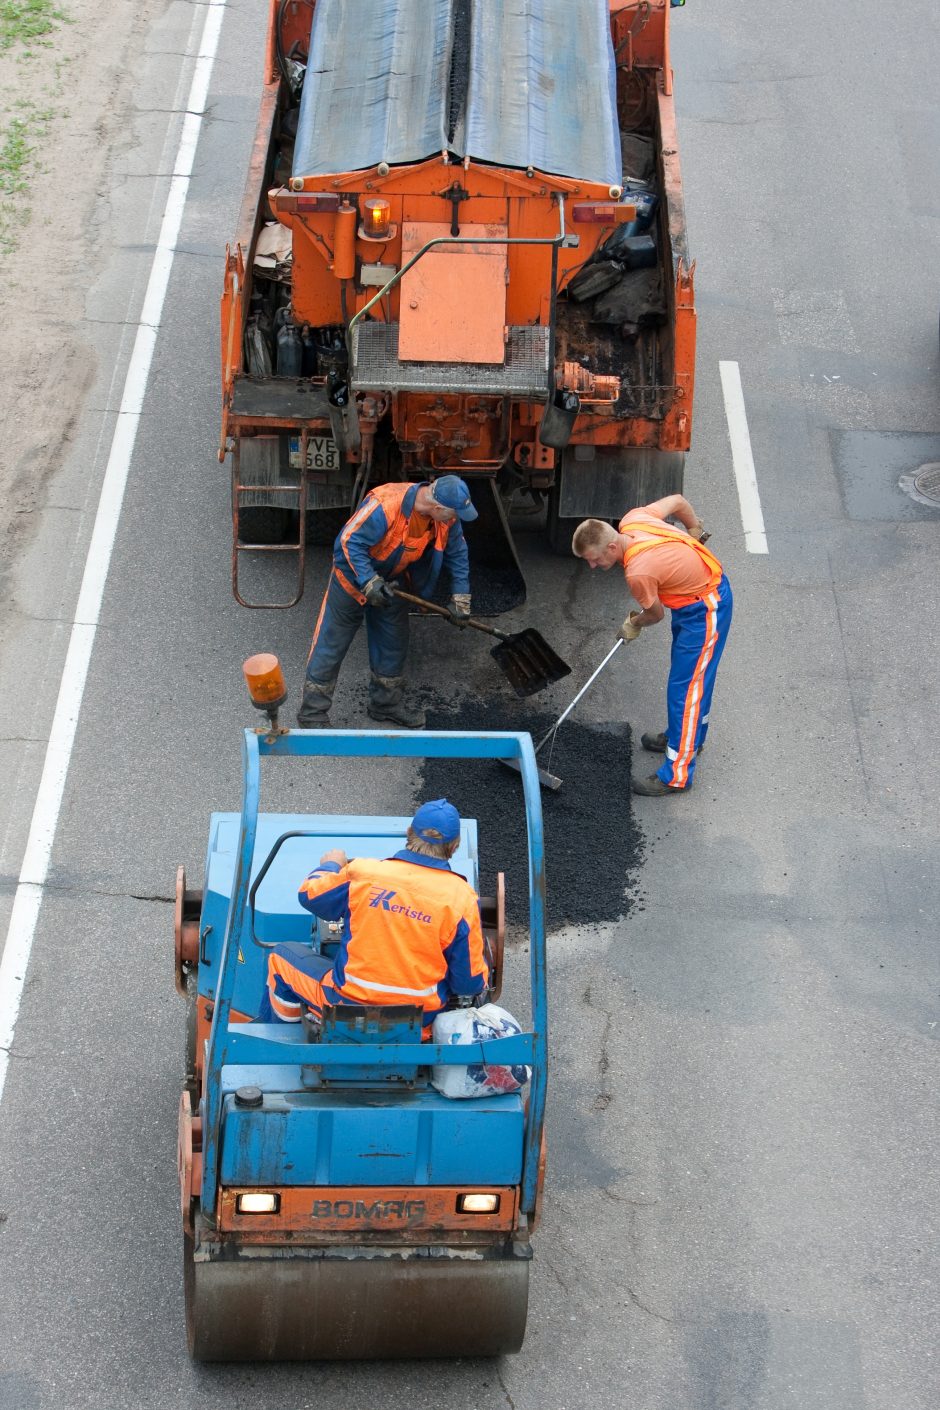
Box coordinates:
[363,575,395,609]
[618,612,643,642]
[449,594,472,618]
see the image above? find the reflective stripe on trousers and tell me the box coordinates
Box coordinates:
[657,573,733,789]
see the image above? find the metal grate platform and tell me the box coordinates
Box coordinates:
[351,323,550,398]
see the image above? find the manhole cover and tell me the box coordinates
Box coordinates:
[900,462,940,508]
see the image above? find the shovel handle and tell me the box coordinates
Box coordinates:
[391,589,505,641]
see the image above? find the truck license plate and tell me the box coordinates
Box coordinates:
[288,435,340,471]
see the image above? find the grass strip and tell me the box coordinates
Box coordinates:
[1,0,67,51]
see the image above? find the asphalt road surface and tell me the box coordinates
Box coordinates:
[1,1,939,1407]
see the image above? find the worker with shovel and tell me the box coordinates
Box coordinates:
[297,476,476,729]
[572,494,732,796]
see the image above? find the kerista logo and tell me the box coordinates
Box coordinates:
[367,887,432,923]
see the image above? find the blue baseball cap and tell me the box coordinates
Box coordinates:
[411,798,461,844]
[429,475,478,522]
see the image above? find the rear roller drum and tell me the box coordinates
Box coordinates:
[184,1235,530,1361]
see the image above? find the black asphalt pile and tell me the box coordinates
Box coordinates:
[426,563,526,617]
[417,696,644,931]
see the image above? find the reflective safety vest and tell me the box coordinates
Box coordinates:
[619,516,723,609]
[335,483,452,603]
[297,850,488,1013]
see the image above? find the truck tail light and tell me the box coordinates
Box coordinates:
[572,202,637,223]
[273,190,342,214]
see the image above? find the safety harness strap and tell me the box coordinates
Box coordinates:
[620,518,722,607]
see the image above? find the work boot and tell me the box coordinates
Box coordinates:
[631,773,687,797]
[296,678,335,728]
[640,729,704,756]
[367,673,426,729]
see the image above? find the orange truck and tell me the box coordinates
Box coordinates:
[221,0,695,607]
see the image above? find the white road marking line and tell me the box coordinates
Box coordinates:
[0,0,228,1107]
[719,359,769,554]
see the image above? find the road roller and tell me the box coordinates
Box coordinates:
[175,665,547,1360]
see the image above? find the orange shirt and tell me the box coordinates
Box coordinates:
[619,510,717,609]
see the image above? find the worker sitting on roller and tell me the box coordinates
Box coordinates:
[259,799,490,1029]
[297,476,477,730]
[572,494,733,796]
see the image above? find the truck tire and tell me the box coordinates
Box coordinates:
[236,506,295,545]
[305,505,349,546]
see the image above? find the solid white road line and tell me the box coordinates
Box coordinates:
[719,359,769,554]
[0,0,228,1106]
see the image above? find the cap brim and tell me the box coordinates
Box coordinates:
[457,504,479,522]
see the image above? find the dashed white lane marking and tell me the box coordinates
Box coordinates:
[719,359,769,554]
[0,0,228,1107]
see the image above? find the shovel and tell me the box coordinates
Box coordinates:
[501,638,625,791]
[391,589,571,698]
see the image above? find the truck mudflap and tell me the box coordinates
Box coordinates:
[185,1236,531,1360]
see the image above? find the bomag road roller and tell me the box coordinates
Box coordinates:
[220,0,695,606]
[174,662,548,1359]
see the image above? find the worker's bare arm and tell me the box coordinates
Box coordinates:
[320,848,348,868]
[643,494,705,539]
[632,601,665,627]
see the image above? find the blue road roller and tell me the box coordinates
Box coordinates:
[175,659,548,1360]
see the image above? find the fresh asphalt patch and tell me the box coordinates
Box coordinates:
[417,695,644,931]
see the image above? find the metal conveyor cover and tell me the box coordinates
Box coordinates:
[293,0,620,187]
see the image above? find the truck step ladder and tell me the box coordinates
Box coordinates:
[231,434,308,609]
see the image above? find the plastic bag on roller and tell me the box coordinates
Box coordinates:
[431,1004,532,1098]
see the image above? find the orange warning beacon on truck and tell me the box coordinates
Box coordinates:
[220,0,695,608]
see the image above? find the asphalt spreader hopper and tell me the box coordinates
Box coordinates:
[175,662,547,1360]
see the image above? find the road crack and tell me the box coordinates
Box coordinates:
[627,1286,673,1324]
[496,1366,517,1409]
[582,980,614,1111]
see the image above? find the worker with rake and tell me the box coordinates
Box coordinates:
[297,476,477,730]
[572,494,733,796]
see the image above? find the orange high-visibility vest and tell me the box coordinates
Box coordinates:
[298,856,487,1012]
[336,483,451,601]
[619,517,723,609]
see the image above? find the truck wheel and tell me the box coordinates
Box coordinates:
[236,507,295,545]
[305,506,349,546]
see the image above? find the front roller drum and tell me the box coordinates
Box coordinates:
[185,1237,529,1361]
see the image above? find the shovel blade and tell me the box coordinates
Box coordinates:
[490,630,571,698]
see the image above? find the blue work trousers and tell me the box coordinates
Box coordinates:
[258,943,333,1023]
[657,573,733,789]
[305,569,410,686]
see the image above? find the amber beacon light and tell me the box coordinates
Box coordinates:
[243,653,288,729]
[362,197,391,239]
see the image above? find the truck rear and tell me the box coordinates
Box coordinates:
[221,0,695,605]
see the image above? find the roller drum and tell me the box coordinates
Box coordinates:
[185,1237,530,1360]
